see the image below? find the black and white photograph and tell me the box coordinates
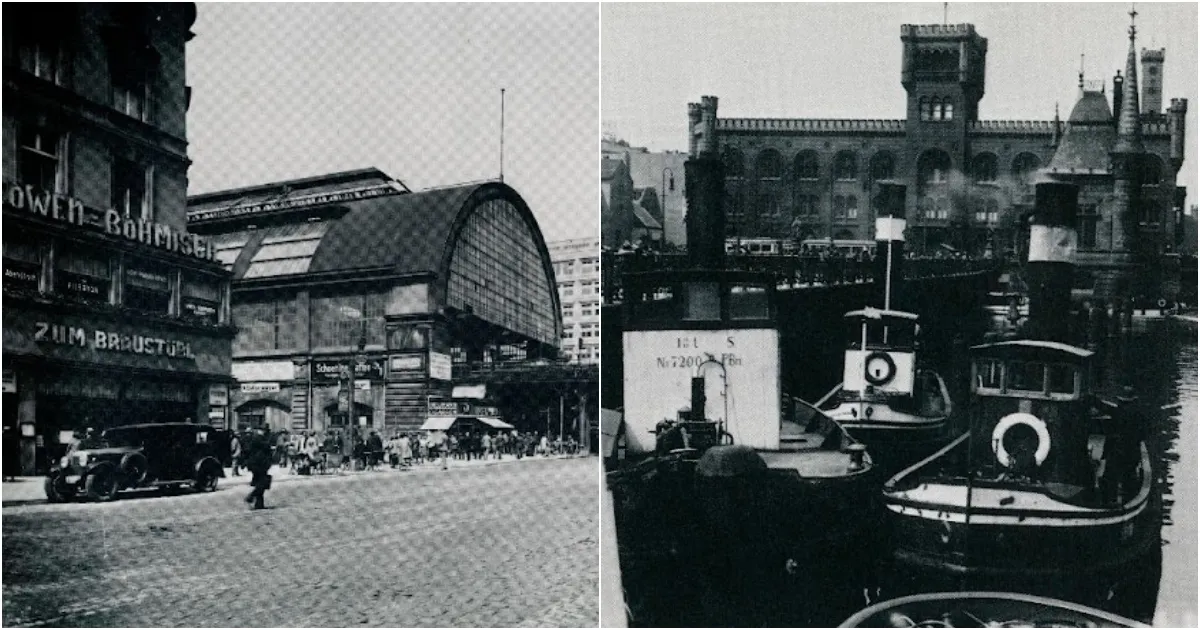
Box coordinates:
[3,3,599,627]
[601,3,1197,627]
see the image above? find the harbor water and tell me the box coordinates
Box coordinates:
[613,315,1198,627]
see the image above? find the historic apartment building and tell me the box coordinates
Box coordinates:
[187,169,562,435]
[603,138,688,249]
[3,4,235,474]
[548,237,601,364]
[709,19,1187,300]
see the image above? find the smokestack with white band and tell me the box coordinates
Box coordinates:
[873,183,907,310]
[1026,181,1079,342]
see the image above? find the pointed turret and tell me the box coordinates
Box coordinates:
[1113,9,1143,155]
[1053,103,1063,146]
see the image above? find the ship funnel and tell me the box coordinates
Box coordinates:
[873,183,907,310]
[691,376,706,422]
[685,96,726,269]
[1026,180,1079,342]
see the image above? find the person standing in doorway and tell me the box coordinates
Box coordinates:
[229,432,243,476]
[244,426,273,510]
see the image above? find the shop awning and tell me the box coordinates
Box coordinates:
[477,417,514,430]
[419,417,458,431]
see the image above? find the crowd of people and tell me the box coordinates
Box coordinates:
[227,427,583,477]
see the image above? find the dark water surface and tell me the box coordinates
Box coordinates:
[614,316,1197,627]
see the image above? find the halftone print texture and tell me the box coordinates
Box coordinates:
[2,3,599,628]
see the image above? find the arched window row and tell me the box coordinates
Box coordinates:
[726,148,900,183]
[919,96,955,122]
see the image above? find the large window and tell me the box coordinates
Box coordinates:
[972,153,998,183]
[869,152,895,182]
[3,236,44,293]
[795,194,820,217]
[112,157,150,220]
[794,151,820,180]
[182,272,223,325]
[233,296,299,354]
[15,28,62,84]
[18,126,64,193]
[833,195,859,220]
[974,199,999,224]
[310,291,386,349]
[55,245,111,304]
[1079,204,1099,248]
[1012,153,1041,187]
[722,148,745,179]
[107,36,157,122]
[834,151,858,181]
[124,261,172,314]
[756,149,782,180]
[446,197,558,345]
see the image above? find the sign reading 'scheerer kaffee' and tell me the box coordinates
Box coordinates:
[4,183,218,262]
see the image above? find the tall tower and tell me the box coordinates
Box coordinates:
[1140,48,1165,116]
[1108,7,1145,297]
[685,96,724,269]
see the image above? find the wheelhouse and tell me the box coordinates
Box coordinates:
[970,340,1092,402]
[844,308,920,352]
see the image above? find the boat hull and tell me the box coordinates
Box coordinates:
[840,591,1149,628]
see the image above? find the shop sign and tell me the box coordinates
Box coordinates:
[2,370,15,393]
[208,384,229,407]
[3,183,217,262]
[428,401,458,416]
[429,352,453,381]
[3,260,41,292]
[34,322,195,359]
[233,360,294,383]
[188,184,400,222]
[58,271,107,301]
[182,298,219,325]
[312,358,385,383]
[389,355,424,372]
[354,379,371,391]
[240,382,281,393]
[208,409,226,421]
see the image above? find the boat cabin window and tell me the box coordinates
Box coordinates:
[1006,361,1045,393]
[729,283,770,320]
[848,319,916,349]
[1047,363,1077,395]
[974,358,1003,391]
[682,281,720,321]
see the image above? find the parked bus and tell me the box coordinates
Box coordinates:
[799,238,876,256]
[725,237,796,256]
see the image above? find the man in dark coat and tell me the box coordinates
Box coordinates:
[243,427,273,510]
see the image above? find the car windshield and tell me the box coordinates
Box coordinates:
[98,429,144,448]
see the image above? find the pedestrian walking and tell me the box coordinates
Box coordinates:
[367,431,383,470]
[482,433,493,461]
[539,433,550,457]
[230,432,242,476]
[243,427,273,510]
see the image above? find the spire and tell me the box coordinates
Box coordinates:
[1053,102,1062,146]
[1078,52,1085,97]
[1113,4,1143,154]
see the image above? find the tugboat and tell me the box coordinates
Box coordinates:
[881,181,1162,621]
[840,591,1148,628]
[607,95,880,627]
[816,184,955,466]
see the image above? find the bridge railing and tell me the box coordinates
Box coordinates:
[602,251,998,305]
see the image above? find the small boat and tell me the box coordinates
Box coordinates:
[881,181,1162,621]
[840,591,1148,628]
[818,307,956,464]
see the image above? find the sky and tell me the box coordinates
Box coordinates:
[186,3,598,242]
[602,3,1198,206]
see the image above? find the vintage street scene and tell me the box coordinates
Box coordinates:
[2,3,599,627]
[601,4,1196,628]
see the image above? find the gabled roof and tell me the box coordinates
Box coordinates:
[631,205,662,230]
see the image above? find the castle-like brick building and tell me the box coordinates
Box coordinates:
[702,18,1187,300]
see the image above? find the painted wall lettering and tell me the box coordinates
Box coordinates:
[33,322,195,359]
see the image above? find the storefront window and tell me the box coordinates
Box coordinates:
[55,244,111,304]
[3,236,44,293]
[124,261,172,314]
[182,272,223,325]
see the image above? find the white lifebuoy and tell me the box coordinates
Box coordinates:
[1157,298,1167,309]
[992,412,1051,468]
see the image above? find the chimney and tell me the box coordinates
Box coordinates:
[1169,98,1188,170]
[1112,70,1124,123]
[685,96,726,269]
[1026,180,1079,342]
[872,183,907,310]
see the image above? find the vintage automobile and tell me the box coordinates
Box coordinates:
[44,423,226,502]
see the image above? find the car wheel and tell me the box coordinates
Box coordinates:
[85,470,120,502]
[44,476,75,503]
[194,468,219,493]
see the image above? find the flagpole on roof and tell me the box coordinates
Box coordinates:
[500,88,506,183]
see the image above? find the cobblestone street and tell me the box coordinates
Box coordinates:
[2,457,598,627]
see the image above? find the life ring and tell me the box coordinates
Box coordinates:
[864,351,897,386]
[1157,298,1167,309]
[992,412,1051,468]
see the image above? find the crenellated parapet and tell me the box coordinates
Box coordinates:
[969,120,1057,135]
[900,23,978,38]
[717,118,905,134]
[1168,98,1188,169]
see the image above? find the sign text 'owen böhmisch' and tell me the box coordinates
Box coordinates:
[35,322,196,359]
[5,183,217,262]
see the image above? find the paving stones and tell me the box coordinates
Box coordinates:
[3,458,599,627]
